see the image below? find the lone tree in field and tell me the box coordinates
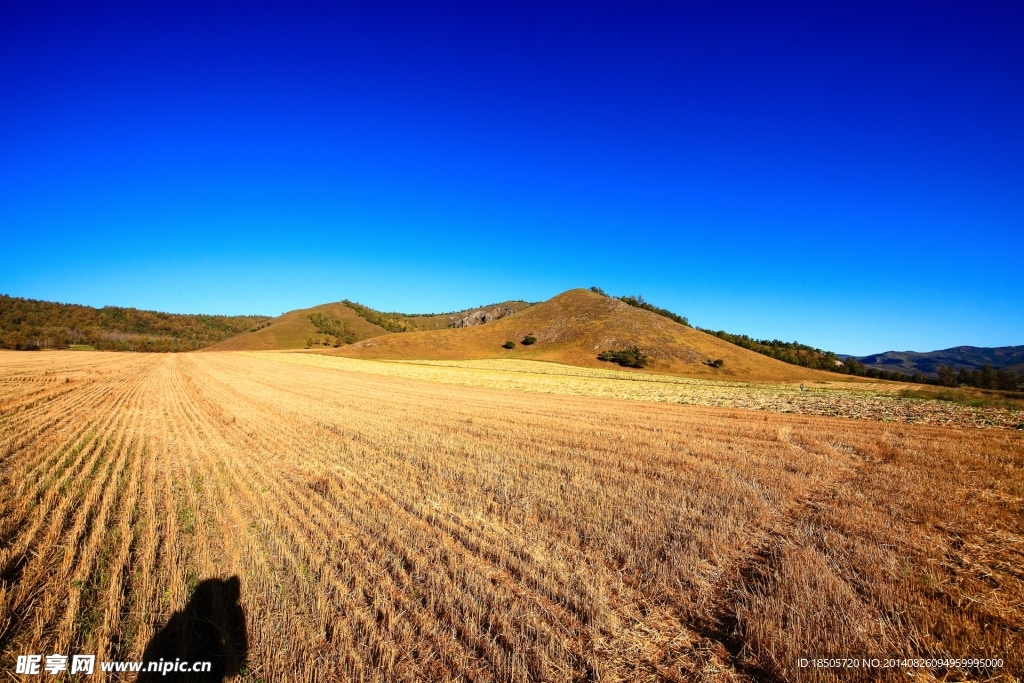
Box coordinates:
[521,335,537,346]
[503,341,515,349]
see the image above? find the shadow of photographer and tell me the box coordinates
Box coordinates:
[137,576,248,682]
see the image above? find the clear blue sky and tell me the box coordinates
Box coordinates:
[1,1,1021,355]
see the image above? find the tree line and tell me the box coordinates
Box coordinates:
[590,288,690,327]
[341,300,418,333]
[701,330,846,372]
[0,294,270,352]
[588,288,1023,391]
[707,329,1024,389]
[936,364,1021,391]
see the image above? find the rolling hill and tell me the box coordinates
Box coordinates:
[5,288,918,383]
[208,300,534,351]
[395,301,532,330]
[325,288,842,382]
[852,345,1024,377]
[0,293,270,351]
[206,302,389,351]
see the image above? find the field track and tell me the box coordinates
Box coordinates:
[1,351,1021,682]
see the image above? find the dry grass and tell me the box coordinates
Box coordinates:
[331,289,844,382]
[210,300,533,352]
[0,350,1021,682]
[256,353,1024,429]
[402,301,534,331]
[208,302,391,352]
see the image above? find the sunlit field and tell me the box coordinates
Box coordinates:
[277,352,1024,429]
[1,351,1021,681]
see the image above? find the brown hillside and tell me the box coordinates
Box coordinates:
[207,302,391,351]
[327,288,850,382]
[209,300,534,351]
[405,300,533,329]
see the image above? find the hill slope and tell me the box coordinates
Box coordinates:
[854,345,1024,377]
[207,302,391,351]
[0,294,269,351]
[393,301,532,330]
[327,289,842,381]
[208,299,534,351]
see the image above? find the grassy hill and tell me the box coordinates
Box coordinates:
[208,300,534,351]
[396,301,532,330]
[1003,362,1024,376]
[325,288,842,382]
[206,302,390,351]
[0,294,270,351]
[1,289,912,383]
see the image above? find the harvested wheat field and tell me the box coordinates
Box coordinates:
[1,350,1021,682]
[284,354,1024,429]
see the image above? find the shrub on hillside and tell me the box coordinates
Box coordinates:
[309,312,359,345]
[521,335,537,345]
[597,346,648,368]
[617,295,689,327]
[342,300,417,333]
[706,359,724,368]
[502,341,515,349]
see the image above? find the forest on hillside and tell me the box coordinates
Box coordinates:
[591,288,1024,390]
[705,329,1024,389]
[342,300,419,332]
[0,294,271,351]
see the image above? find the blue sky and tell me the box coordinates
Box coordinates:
[1,1,1021,355]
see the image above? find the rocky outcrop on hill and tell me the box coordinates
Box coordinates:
[450,306,518,328]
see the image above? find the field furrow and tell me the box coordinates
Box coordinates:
[1,351,1020,682]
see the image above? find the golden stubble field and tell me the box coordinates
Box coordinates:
[0,351,1021,682]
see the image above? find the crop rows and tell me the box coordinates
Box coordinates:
[1,351,1021,681]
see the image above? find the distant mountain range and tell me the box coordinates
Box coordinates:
[848,346,1024,378]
